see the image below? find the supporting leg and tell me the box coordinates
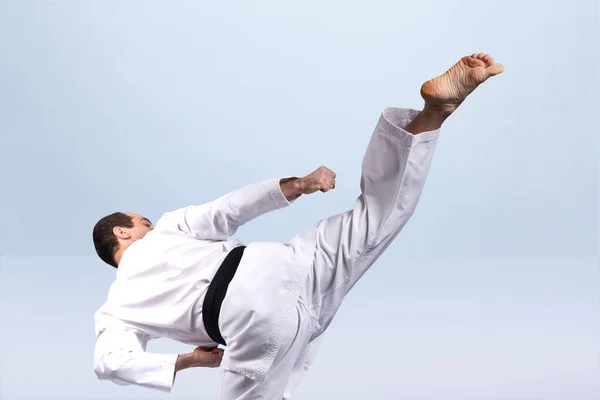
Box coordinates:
[219,300,313,400]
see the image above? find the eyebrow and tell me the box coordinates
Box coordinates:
[141,218,152,224]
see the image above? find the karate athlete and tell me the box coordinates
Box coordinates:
[92,53,503,399]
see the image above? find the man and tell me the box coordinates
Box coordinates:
[92,53,503,399]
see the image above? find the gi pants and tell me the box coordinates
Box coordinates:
[220,108,440,399]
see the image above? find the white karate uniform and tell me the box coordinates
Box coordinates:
[93,107,440,399]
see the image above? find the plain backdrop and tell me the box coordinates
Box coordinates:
[1,1,598,399]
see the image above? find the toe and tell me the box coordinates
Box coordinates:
[486,62,504,76]
[466,56,486,68]
[472,52,497,67]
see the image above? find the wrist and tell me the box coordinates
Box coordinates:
[280,177,303,201]
[175,353,194,372]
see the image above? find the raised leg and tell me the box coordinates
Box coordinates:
[306,53,504,329]
[287,53,504,398]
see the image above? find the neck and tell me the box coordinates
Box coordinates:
[113,242,132,266]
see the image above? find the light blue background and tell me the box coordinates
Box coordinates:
[1,1,598,399]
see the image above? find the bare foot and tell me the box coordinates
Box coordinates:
[420,53,504,113]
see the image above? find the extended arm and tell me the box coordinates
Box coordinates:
[94,329,223,393]
[160,167,336,241]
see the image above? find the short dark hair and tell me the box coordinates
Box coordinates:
[92,212,134,268]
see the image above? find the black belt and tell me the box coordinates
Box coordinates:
[202,245,246,346]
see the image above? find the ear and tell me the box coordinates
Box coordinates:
[113,226,131,240]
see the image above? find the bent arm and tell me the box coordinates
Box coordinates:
[161,177,303,241]
[94,329,179,392]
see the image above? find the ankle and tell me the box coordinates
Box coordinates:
[422,103,456,119]
[404,105,452,135]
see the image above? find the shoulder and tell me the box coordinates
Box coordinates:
[154,208,188,232]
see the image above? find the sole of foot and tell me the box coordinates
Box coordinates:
[420,53,504,114]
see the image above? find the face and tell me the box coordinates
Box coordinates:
[113,213,154,243]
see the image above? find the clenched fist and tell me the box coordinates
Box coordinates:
[175,346,224,373]
[192,346,224,368]
[279,166,337,201]
[299,166,337,194]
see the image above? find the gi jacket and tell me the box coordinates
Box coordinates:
[93,177,318,392]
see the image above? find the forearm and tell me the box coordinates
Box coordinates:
[160,171,332,241]
[165,178,292,240]
[94,329,178,392]
[94,350,178,392]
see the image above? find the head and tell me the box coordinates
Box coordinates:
[92,212,154,268]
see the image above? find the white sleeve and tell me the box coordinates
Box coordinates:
[94,329,179,393]
[160,178,293,241]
